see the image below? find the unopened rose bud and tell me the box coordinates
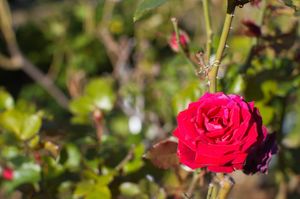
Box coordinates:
[93,109,103,123]
[242,19,262,37]
[250,0,261,7]
[169,31,190,53]
[2,167,14,181]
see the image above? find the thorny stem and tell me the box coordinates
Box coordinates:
[216,174,235,199]
[206,183,218,199]
[208,0,236,93]
[202,0,213,64]
[171,18,197,70]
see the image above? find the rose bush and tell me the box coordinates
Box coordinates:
[173,92,277,173]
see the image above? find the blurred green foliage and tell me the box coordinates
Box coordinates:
[0,0,299,198]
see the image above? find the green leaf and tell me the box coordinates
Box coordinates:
[1,146,20,159]
[74,181,94,196]
[228,75,245,94]
[64,144,81,171]
[134,0,169,22]
[69,77,116,124]
[85,186,111,199]
[0,109,41,140]
[282,0,299,12]
[123,144,145,174]
[74,180,111,199]
[172,80,204,114]
[256,102,275,125]
[120,182,141,197]
[3,162,41,192]
[0,89,14,111]
[96,173,114,186]
[86,78,116,111]
[70,96,94,116]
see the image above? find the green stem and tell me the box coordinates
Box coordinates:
[208,2,236,93]
[202,0,213,63]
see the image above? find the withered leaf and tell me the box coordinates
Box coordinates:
[144,139,179,169]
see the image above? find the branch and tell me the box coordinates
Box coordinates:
[0,0,69,109]
[21,57,69,108]
[185,170,205,198]
[97,0,119,64]
[115,145,134,172]
[0,53,21,70]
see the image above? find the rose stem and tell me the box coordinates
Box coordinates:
[208,0,237,93]
[171,18,197,70]
[202,0,213,64]
[206,182,218,199]
[216,173,235,199]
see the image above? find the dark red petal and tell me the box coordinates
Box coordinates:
[177,141,199,169]
[207,166,234,173]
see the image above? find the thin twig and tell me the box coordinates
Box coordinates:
[97,0,119,64]
[185,169,206,198]
[115,145,135,172]
[21,57,69,108]
[0,0,69,109]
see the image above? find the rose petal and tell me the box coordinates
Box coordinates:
[177,141,199,169]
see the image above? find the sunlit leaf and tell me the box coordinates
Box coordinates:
[123,144,145,174]
[228,75,245,94]
[134,0,169,22]
[3,162,41,192]
[256,102,275,125]
[0,109,41,140]
[120,182,141,197]
[69,77,116,124]
[74,180,111,199]
[64,144,81,171]
[0,89,14,111]
[172,80,204,114]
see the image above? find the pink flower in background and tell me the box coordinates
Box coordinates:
[2,167,14,180]
[168,31,190,52]
[173,92,277,173]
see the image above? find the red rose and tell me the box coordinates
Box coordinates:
[173,92,277,173]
